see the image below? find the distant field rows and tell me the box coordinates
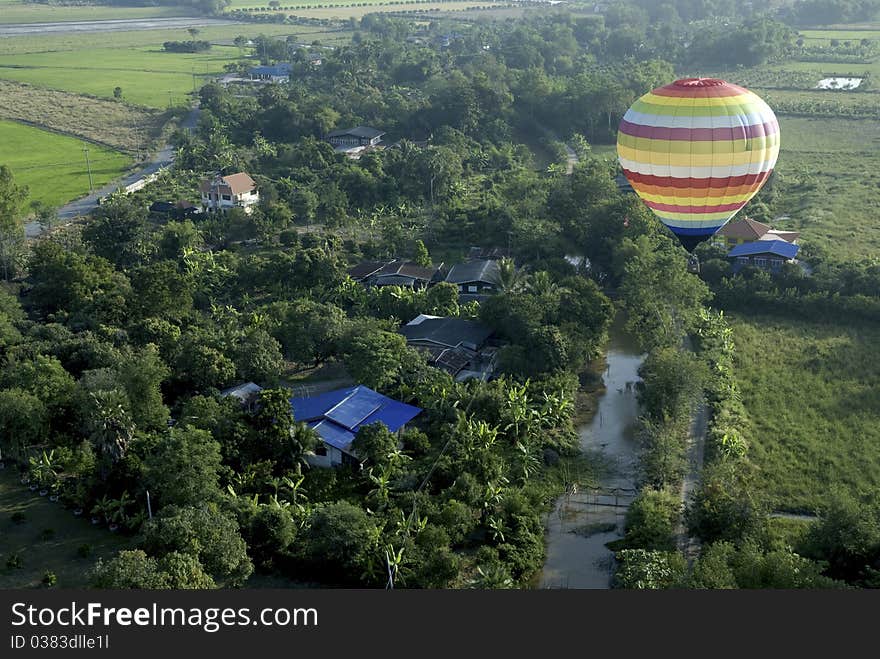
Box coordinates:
[0,2,189,24]
[0,24,339,55]
[0,119,131,208]
[0,31,347,106]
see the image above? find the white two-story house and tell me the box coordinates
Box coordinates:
[199,172,259,214]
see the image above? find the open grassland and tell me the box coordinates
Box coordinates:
[731,315,880,513]
[798,28,880,42]
[0,44,249,107]
[0,120,131,208]
[0,80,162,151]
[0,0,189,24]
[0,469,132,588]
[770,116,880,260]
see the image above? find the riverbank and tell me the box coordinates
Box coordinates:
[539,324,646,589]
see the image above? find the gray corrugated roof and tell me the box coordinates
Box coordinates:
[445,259,500,285]
[400,317,493,351]
[327,126,385,139]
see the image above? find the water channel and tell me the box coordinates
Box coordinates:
[539,325,646,589]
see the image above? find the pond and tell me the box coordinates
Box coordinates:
[539,323,645,589]
[816,77,863,90]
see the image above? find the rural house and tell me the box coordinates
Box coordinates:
[348,259,445,289]
[220,382,264,412]
[248,63,292,82]
[199,172,259,214]
[444,259,501,300]
[713,216,800,249]
[326,126,385,152]
[727,239,799,273]
[291,385,422,468]
[399,314,497,381]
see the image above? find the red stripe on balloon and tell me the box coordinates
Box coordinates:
[618,119,778,142]
[620,169,771,190]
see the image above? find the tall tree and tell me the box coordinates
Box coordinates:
[0,165,27,281]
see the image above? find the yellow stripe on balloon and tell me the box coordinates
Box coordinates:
[617,143,778,167]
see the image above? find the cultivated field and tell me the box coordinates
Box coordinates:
[0,80,163,152]
[0,23,342,56]
[0,120,131,208]
[0,0,189,25]
[731,315,880,513]
[0,469,132,588]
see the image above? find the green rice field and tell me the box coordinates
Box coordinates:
[0,120,131,208]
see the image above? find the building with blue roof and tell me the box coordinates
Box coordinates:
[728,239,799,274]
[248,63,292,82]
[291,385,422,468]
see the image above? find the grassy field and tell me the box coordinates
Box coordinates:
[0,44,245,107]
[0,469,132,588]
[0,80,163,152]
[0,1,189,24]
[0,24,344,56]
[731,315,880,513]
[0,120,131,208]
[768,116,880,260]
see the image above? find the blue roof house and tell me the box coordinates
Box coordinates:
[291,385,421,468]
[249,63,292,82]
[728,240,799,274]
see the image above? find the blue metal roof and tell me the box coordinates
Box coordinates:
[728,240,799,259]
[291,385,422,456]
[309,420,355,452]
[249,63,292,76]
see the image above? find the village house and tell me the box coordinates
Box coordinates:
[326,126,385,156]
[347,259,445,289]
[199,172,259,214]
[149,199,201,220]
[220,382,264,412]
[444,259,501,300]
[399,314,497,382]
[727,239,800,274]
[291,385,422,468]
[713,216,800,249]
[248,63,292,83]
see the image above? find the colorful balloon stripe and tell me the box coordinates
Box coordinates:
[616,77,779,240]
[618,119,779,142]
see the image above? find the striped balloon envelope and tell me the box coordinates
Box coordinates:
[616,77,780,250]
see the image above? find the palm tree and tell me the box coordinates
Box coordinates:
[492,257,527,293]
[526,271,569,299]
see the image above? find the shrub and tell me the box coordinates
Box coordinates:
[42,571,58,587]
[6,553,22,569]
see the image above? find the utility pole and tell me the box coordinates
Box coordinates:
[167,90,173,108]
[83,147,93,193]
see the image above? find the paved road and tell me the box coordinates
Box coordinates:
[25,104,200,238]
[0,17,239,38]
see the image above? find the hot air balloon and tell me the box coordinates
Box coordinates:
[616,77,780,251]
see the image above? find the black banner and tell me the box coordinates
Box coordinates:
[0,589,872,655]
